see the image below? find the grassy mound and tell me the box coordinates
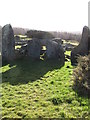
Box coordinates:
[72,55,90,97]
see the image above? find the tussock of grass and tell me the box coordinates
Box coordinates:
[72,55,90,96]
[1,54,89,118]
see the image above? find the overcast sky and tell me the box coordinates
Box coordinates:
[0,0,89,32]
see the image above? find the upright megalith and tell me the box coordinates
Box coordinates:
[27,38,41,59]
[2,24,15,62]
[71,26,90,65]
[46,40,65,62]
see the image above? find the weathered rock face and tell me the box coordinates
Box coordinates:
[46,40,65,62]
[71,26,90,65]
[2,24,15,61]
[27,39,41,59]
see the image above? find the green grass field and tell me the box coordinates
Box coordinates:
[1,50,89,119]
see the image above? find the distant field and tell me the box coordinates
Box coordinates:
[62,39,79,46]
[14,35,32,40]
[1,49,89,119]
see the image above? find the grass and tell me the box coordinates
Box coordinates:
[14,35,27,38]
[15,45,21,49]
[14,35,32,40]
[1,51,89,119]
[62,39,79,46]
[65,51,71,56]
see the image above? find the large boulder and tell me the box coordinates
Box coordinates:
[46,40,65,62]
[2,24,15,62]
[27,39,41,59]
[71,26,90,65]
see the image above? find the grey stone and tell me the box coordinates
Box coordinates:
[14,35,20,42]
[27,39,41,59]
[71,26,90,65]
[19,44,27,56]
[15,49,25,59]
[46,40,65,61]
[52,38,63,44]
[64,43,75,51]
[2,24,15,61]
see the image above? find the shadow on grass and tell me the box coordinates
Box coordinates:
[2,57,64,85]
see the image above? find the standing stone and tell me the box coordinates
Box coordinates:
[2,24,15,61]
[71,26,90,65]
[27,39,41,59]
[46,40,65,62]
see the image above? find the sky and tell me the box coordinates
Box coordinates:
[0,0,89,32]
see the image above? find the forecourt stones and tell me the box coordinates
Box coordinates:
[2,24,65,64]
